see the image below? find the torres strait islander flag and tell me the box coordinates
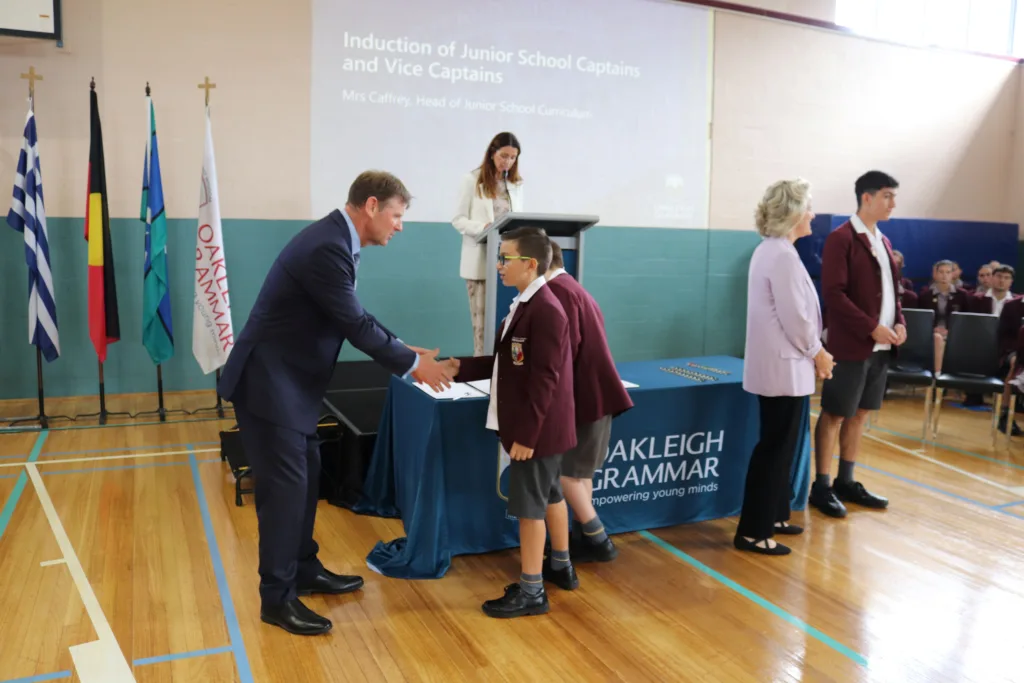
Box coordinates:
[85,84,121,363]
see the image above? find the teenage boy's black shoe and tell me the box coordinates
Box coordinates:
[482,584,550,618]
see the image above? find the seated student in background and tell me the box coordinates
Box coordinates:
[542,242,634,564]
[973,263,994,296]
[448,227,577,618]
[892,250,917,309]
[917,259,969,373]
[951,262,965,290]
[992,265,1024,433]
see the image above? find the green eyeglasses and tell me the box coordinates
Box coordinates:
[498,254,532,266]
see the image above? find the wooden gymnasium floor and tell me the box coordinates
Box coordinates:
[0,389,1022,683]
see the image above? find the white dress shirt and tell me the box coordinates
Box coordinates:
[988,290,1012,318]
[851,215,896,351]
[486,276,547,431]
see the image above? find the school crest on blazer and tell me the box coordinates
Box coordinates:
[511,337,525,365]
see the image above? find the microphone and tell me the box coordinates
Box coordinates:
[504,169,513,210]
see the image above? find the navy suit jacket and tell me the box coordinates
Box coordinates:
[218,209,417,435]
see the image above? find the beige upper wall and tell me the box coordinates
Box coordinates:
[0,0,1019,231]
[0,0,310,220]
[1010,64,1024,234]
[710,11,1019,230]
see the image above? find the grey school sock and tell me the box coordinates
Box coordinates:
[814,473,830,488]
[838,459,856,484]
[581,515,608,544]
[549,549,571,571]
[520,572,544,597]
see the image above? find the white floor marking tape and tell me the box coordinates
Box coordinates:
[40,558,66,567]
[0,447,219,470]
[26,463,136,682]
[861,432,1022,496]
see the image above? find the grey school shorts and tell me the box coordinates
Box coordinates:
[508,454,564,520]
[561,415,613,479]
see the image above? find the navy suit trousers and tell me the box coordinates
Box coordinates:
[235,405,324,607]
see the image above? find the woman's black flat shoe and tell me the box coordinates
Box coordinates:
[734,536,791,556]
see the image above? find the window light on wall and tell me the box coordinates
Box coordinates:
[835,0,1017,56]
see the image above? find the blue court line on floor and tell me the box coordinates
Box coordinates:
[189,447,254,683]
[37,460,219,476]
[639,530,868,667]
[811,447,1024,520]
[809,408,1024,473]
[0,454,28,461]
[1,672,71,683]
[0,416,232,435]
[132,645,233,666]
[0,431,48,543]
[991,500,1024,510]
[0,646,235,683]
[868,423,1024,472]
[39,440,220,457]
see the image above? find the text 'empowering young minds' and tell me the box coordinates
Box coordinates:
[340,32,642,84]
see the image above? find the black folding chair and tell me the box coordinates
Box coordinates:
[885,308,935,437]
[931,312,1004,444]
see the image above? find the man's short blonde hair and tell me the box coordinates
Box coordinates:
[755,178,811,238]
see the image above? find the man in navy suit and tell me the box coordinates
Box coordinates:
[218,170,454,635]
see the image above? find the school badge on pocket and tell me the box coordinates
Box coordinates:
[511,339,525,365]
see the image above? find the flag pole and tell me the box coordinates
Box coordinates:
[77,77,130,427]
[4,66,74,430]
[191,75,229,421]
[135,82,186,424]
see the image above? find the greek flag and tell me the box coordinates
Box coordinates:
[7,100,60,362]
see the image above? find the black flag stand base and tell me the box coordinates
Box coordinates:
[6,348,74,430]
[191,369,229,420]
[135,365,189,423]
[78,360,131,426]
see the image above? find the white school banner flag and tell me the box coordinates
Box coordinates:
[192,105,234,374]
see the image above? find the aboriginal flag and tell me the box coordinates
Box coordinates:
[84,84,120,363]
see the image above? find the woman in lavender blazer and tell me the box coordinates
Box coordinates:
[735,179,834,556]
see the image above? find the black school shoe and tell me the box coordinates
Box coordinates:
[809,481,848,518]
[542,558,580,591]
[482,584,550,618]
[569,537,618,563]
[833,479,889,509]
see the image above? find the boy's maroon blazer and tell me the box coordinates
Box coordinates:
[545,272,633,424]
[455,283,577,458]
[821,220,905,362]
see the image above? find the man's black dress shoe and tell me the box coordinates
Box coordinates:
[261,599,332,635]
[809,481,848,518]
[482,584,549,618]
[297,569,364,596]
[833,479,888,509]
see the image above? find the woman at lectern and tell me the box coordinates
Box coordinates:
[735,178,834,556]
[452,132,525,356]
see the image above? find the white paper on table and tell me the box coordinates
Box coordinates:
[412,381,487,400]
[621,380,639,388]
[466,379,492,395]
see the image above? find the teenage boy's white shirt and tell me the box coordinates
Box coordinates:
[851,215,896,351]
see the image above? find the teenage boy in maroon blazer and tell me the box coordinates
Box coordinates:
[543,242,634,564]
[814,171,906,518]
[447,227,578,618]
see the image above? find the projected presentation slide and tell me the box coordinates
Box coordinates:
[311,0,711,228]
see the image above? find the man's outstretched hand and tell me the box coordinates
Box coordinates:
[410,348,456,392]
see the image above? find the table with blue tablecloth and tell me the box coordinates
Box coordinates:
[352,356,810,579]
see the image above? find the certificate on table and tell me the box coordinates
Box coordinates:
[412,381,487,401]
